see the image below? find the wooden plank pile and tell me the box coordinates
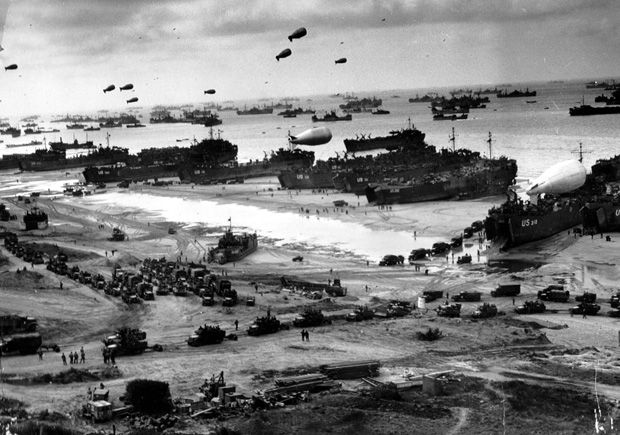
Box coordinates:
[321,360,380,379]
[265,373,337,395]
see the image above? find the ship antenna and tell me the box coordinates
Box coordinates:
[487,132,493,159]
[572,142,590,163]
[106,132,110,148]
[449,127,456,151]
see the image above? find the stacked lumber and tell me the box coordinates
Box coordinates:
[265,373,336,395]
[321,360,380,379]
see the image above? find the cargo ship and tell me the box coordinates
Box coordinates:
[485,156,620,250]
[19,146,129,172]
[208,226,258,264]
[433,113,468,121]
[496,89,537,98]
[569,104,620,116]
[344,119,426,153]
[23,207,48,230]
[311,111,352,122]
[49,138,95,151]
[178,148,314,184]
[365,156,517,205]
[236,105,273,115]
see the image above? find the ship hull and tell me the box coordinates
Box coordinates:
[179,157,312,184]
[278,170,336,189]
[485,199,583,249]
[83,164,179,183]
[19,151,128,172]
[582,201,620,233]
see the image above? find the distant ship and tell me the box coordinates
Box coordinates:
[1,127,21,137]
[99,120,122,128]
[585,81,611,89]
[433,113,468,121]
[408,94,437,103]
[236,106,273,115]
[311,111,352,122]
[344,119,426,153]
[371,109,390,115]
[66,123,85,129]
[496,89,537,98]
[126,123,147,128]
[84,125,101,131]
[569,105,620,116]
[6,140,43,148]
[49,138,95,151]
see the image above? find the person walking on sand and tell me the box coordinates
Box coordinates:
[301,329,305,342]
[37,348,43,360]
[305,330,310,341]
[80,347,86,364]
[61,352,67,365]
[234,319,239,331]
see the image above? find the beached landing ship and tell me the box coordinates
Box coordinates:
[19,146,129,172]
[344,119,426,153]
[178,147,314,185]
[485,156,620,250]
[365,154,517,205]
[208,227,258,265]
[83,134,238,183]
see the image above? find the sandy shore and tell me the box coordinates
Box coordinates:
[0,170,618,433]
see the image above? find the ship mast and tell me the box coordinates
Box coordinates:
[487,132,493,159]
[105,132,110,148]
[449,127,456,151]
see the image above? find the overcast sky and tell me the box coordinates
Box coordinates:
[0,0,619,115]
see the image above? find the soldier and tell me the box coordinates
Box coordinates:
[305,330,310,341]
[61,352,67,365]
[80,347,86,363]
[234,319,239,331]
[110,350,116,365]
[37,348,43,360]
[301,329,305,342]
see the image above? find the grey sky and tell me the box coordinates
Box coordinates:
[0,0,619,115]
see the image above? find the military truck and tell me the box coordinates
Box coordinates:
[248,314,288,336]
[575,292,597,303]
[345,306,374,322]
[386,300,412,317]
[431,242,451,256]
[0,314,38,335]
[451,291,482,302]
[379,255,404,266]
[121,291,140,304]
[0,332,42,355]
[569,303,601,316]
[456,254,472,264]
[537,286,570,302]
[408,248,428,263]
[436,303,461,318]
[491,284,521,297]
[187,325,226,346]
[103,328,147,355]
[293,308,331,327]
[421,290,443,302]
[222,288,238,307]
[472,303,498,319]
[514,300,546,314]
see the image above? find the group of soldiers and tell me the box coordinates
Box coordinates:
[61,347,86,365]
[101,346,116,364]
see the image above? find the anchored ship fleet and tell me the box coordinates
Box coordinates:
[3,115,619,252]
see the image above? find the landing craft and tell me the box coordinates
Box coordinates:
[526,159,586,196]
[288,27,307,42]
[289,126,332,146]
[335,58,347,64]
[103,84,115,93]
[119,83,133,91]
[4,64,17,70]
[204,89,216,95]
[276,48,292,61]
[126,97,139,104]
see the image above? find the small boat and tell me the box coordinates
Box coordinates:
[84,126,101,131]
[526,100,537,104]
[432,113,468,121]
[6,140,43,148]
[311,111,352,122]
[126,123,146,128]
[371,109,390,115]
[66,123,85,129]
